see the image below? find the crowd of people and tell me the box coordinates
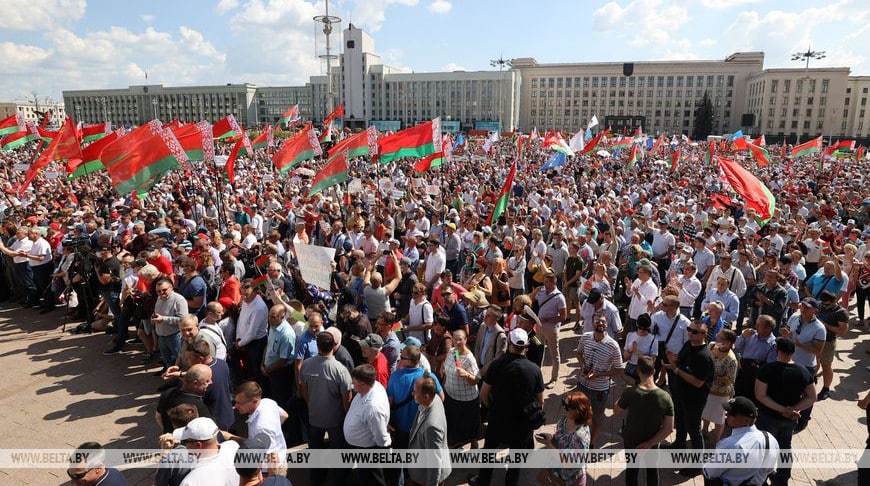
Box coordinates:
[2,125,870,486]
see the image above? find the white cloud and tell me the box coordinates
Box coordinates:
[428,0,452,14]
[0,42,50,73]
[442,62,465,71]
[140,14,156,23]
[592,0,690,52]
[699,38,717,48]
[383,47,412,72]
[352,0,419,32]
[699,0,762,8]
[0,0,86,30]
[216,0,240,15]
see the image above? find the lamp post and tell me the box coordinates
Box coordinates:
[490,55,511,132]
[314,0,341,118]
[100,97,108,123]
[791,47,825,144]
[151,98,158,121]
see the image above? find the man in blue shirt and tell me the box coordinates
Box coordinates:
[781,298,826,432]
[263,303,296,408]
[702,275,740,328]
[804,260,845,299]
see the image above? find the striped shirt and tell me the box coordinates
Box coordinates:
[575,332,623,391]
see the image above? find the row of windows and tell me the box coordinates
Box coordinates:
[530,74,735,89]
[531,89,732,99]
[527,117,731,130]
[531,99,729,108]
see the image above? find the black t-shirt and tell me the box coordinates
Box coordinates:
[98,257,122,292]
[674,342,714,398]
[756,361,813,416]
[817,304,849,342]
[156,387,212,433]
[483,353,545,428]
[526,331,545,368]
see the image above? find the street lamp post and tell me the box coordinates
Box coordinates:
[100,97,108,124]
[490,55,511,132]
[314,0,341,118]
[791,47,825,145]
[152,98,158,121]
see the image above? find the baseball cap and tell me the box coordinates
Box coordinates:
[172,417,219,442]
[359,333,384,350]
[722,396,758,418]
[800,297,820,310]
[509,328,529,347]
[444,222,457,230]
[399,257,412,266]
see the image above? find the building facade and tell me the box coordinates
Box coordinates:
[0,100,67,128]
[59,25,869,141]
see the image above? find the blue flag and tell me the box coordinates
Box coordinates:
[541,152,566,171]
[730,130,743,141]
[452,133,465,151]
[586,128,592,139]
[645,137,654,150]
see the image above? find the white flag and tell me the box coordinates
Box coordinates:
[569,129,585,153]
[587,115,599,130]
[483,130,500,154]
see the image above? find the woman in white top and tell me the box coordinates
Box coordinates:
[442,329,481,448]
[622,313,658,384]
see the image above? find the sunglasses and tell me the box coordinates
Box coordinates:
[67,469,92,480]
[688,328,705,335]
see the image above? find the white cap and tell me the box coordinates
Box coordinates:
[509,328,530,347]
[172,417,219,442]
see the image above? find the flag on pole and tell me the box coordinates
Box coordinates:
[80,122,111,143]
[0,122,37,151]
[225,137,245,185]
[249,125,273,152]
[568,129,585,153]
[322,104,344,129]
[825,140,855,157]
[483,130,500,154]
[789,136,823,158]
[649,135,664,155]
[671,149,681,171]
[747,142,770,167]
[100,121,187,197]
[212,115,244,140]
[487,162,516,225]
[625,144,640,171]
[271,124,323,174]
[752,134,766,146]
[20,117,82,196]
[172,121,215,162]
[611,137,633,151]
[0,113,25,137]
[328,126,378,159]
[307,149,349,198]
[276,105,300,127]
[516,134,525,160]
[376,118,442,165]
[67,130,119,179]
[544,132,573,156]
[717,156,776,223]
[587,115,599,130]
[706,140,715,165]
[581,131,605,154]
[541,151,566,171]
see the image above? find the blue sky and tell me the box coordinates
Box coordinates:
[1,0,868,103]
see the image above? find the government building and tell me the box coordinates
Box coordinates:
[62,25,870,142]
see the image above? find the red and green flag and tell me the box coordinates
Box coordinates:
[717,156,776,224]
[376,118,442,165]
[706,140,715,165]
[486,162,517,225]
[611,137,632,151]
[415,133,454,172]
[857,145,866,162]
[307,149,349,198]
[20,117,82,196]
[0,113,24,137]
[581,131,605,154]
[67,130,119,180]
[625,144,640,171]
[80,122,111,143]
[517,134,525,160]
[670,149,681,171]
[322,104,344,129]
[271,124,322,174]
[747,142,771,167]
[212,115,243,140]
[825,140,855,157]
[650,135,664,155]
[100,120,188,197]
[248,125,273,153]
[225,137,245,185]
[172,121,215,162]
[276,105,300,127]
[732,136,748,151]
[1,122,37,151]
[255,254,271,268]
[328,126,378,159]
[37,126,57,144]
[544,132,573,156]
[752,134,766,146]
[250,274,271,290]
[789,136,823,158]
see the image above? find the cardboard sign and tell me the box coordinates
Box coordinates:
[13,164,30,171]
[348,178,363,194]
[45,171,61,179]
[294,244,336,291]
[426,184,440,196]
[391,189,404,200]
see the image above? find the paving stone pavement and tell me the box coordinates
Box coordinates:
[0,302,865,485]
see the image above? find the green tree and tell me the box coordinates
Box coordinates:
[693,91,713,140]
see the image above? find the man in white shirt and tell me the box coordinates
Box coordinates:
[174,417,240,486]
[344,364,391,486]
[624,265,659,331]
[0,227,36,305]
[673,261,703,318]
[423,239,446,290]
[703,397,779,486]
[706,253,747,299]
[232,381,288,473]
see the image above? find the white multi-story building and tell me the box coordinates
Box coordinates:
[0,100,66,128]
[61,25,869,141]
